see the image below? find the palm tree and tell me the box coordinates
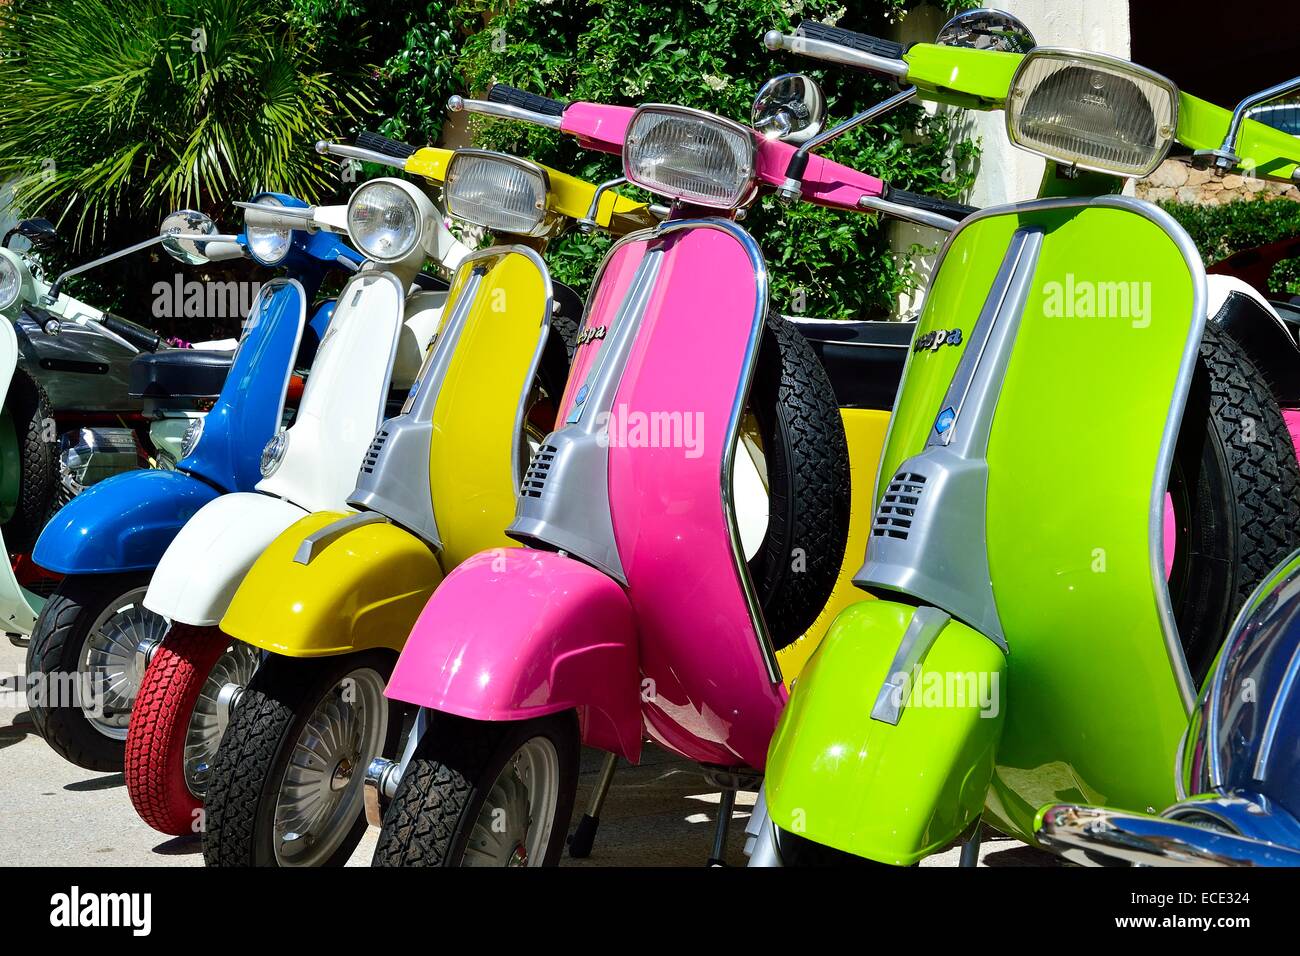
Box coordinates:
[0,0,372,249]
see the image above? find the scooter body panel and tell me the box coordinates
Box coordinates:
[0,318,38,633]
[32,278,314,575]
[141,491,308,626]
[31,469,221,574]
[386,548,642,762]
[765,600,1005,865]
[220,510,442,657]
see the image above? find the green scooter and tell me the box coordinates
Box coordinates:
[748,10,1300,865]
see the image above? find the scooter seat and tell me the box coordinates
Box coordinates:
[789,315,912,411]
[129,348,234,402]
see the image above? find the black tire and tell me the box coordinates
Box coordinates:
[1169,322,1300,685]
[746,313,851,649]
[373,711,580,867]
[2,366,58,554]
[24,571,156,771]
[201,651,399,867]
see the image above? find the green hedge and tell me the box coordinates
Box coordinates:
[454,0,977,319]
[1159,196,1300,294]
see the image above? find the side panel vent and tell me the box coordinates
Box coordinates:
[521,443,557,498]
[872,471,927,540]
[361,430,388,474]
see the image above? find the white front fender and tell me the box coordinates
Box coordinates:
[143,492,310,626]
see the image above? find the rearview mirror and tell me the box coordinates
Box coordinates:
[752,73,826,144]
[936,8,1036,53]
[160,210,217,265]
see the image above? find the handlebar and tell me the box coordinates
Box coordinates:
[447,90,564,130]
[487,83,567,118]
[881,186,977,222]
[100,315,163,353]
[355,130,417,160]
[764,22,909,79]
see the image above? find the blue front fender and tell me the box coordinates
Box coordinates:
[34,469,222,574]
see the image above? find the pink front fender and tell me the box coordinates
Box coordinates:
[385,548,643,762]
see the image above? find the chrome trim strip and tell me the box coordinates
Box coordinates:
[375,268,417,432]
[293,511,388,565]
[503,245,556,491]
[870,606,951,724]
[1252,640,1300,782]
[864,194,1203,713]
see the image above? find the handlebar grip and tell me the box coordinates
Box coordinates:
[356,130,417,159]
[101,315,163,353]
[882,185,978,222]
[797,21,905,61]
[487,83,567,118]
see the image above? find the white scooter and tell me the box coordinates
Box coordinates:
[140,176,470,709]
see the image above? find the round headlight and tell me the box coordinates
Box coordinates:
[346,180,422,263]
[260,428,288,477]
[0,255,22,311]
[246,194,293,265]
[180,417,204,459]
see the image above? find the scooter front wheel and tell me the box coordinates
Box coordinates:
[200,651,397,867]
[124,624,259,835]
[25,572,164,771]
[373,711,579,867]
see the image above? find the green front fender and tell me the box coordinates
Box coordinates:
[766,600,1006,865]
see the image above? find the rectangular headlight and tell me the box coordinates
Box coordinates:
[444,150,552,237]
[1007,49,1178,178]
[623,105,757,209]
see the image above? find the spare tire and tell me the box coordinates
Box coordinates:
[1,366,58,553]
[745,313,851,649]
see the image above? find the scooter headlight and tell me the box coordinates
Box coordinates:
[179,417,204,459]
[260,428,288,478]
[1007,48,1178,178]
[346,179,424,263]
[245,194,293,265]
[0,253,23,312]
[443,150,552,237]
[623,105,757,209]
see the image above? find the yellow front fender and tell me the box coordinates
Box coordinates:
[220,511,443,658]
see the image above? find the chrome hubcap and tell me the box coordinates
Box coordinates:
[462,736,560,867]
[271,667,387,867]
[81,587,167,739]
[183,641,260,798]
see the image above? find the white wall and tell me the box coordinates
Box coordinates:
[888,1,1131,315]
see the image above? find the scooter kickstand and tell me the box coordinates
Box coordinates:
[958,816,983,868]
[706,788,737,867]
[568,751,618,859]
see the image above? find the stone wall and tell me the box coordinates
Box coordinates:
[1136,159,1300,206]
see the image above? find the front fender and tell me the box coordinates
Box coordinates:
[143,491,308,626]
[33,469,221,574]
[220,511,442,657]
[765,600,1006,865]
[386,548,642,762]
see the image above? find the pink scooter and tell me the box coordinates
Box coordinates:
[368,76,976,866]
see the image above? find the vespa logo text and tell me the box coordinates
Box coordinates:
[575,325,607,347]
[50,886,151,936]
[913,328,963,353]
[595,404,704,459]
[1043,273,1152,328]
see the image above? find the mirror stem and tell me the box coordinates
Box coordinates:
[778,86,917,204]
[46,232,234,301]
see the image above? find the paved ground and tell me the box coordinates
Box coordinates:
[0,638,1055,867]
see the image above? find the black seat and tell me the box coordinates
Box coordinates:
[129,348,234,403]
[789,316,913,411]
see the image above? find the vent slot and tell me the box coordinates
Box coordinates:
[872,471,927,540]
[361,430,388,474]
[521,443,557,498]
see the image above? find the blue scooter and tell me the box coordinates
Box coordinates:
[24,194,363,771]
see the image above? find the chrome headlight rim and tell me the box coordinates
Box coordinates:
[1006,47,1180,180]
[0,250,25,313]
[443,148,554,238]
[622,103,758,210]
[345,178,426,264]
[259,428,289,478]
[245,193,295,266]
